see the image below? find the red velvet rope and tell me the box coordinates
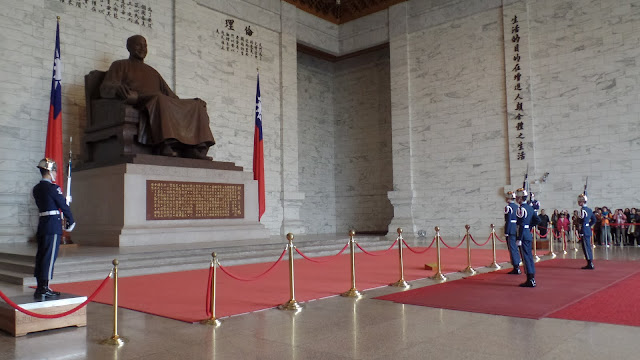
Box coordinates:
[494,233,506,243]
[294,242,349,263]
[610,222,640,226]
[205,263,213,317]
[0,274,111,319]
[439,235,465,249]
[470,234,491,247]
[402,236,436,254]
[217,247,287,282]
[355,238,398,256]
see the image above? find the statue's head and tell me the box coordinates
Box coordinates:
[126,35,147,61]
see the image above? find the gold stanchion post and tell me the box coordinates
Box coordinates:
[488,224,501,269]
[461,225,476,275]
[389,228,410,288]
[201,252,221,326]
[547,223,557,258]
[431,227,447,282]
[279,233,302,311]
[533,226,541,262]
[341,230,362,297]
[573,227,579,252]
[562,231,568,255]
[100,259,128,346]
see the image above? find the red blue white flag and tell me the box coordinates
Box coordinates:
[45,20,64,190]
[253,73,265,220]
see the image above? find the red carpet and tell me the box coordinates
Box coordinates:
[50,247,509,323]
[548,271,640,326]
[375,259,640,321]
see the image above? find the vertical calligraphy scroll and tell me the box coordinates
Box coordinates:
[503,1,535,185]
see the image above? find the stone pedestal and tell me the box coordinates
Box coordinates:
[0,294,87,337]
[71,163,270,247]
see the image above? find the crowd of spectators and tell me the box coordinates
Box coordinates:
[536,207,640,247]
[591,207,639,247]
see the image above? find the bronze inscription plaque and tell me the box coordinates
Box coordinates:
[146,180,244,220]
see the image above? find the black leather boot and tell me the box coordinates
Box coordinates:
[43,280,60,296]
[34,280,60,299]
[581,261,595,270]
[519,274,536,288]
[507,267,521,275]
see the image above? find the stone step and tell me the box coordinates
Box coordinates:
[0,259,34,274]
[0,237,395,286]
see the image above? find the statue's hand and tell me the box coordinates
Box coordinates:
[194,98,207,107]
[115,84,131,99]
[125,90,139,105]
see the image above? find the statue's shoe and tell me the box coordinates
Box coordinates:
[161,144,178,157]
[184,147,212,160]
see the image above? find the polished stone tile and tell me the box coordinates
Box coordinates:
[0,247,639,359]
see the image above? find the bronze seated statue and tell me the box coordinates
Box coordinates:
[83,35,215,164]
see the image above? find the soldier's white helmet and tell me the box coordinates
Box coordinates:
[37,158,57,172]
[505,191,516,201]
[516,188,528,198]
[577,193,588,204]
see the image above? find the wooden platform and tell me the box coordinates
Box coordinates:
[0,294,87,336]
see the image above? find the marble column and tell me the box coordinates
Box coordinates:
[279,1,306,235]
[387,2,417,236]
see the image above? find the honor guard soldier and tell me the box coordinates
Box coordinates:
[528,192,540,215]
[516,188,540,287]
[32,158,75,299]
[504,191,521,274]
[577,193,596,269]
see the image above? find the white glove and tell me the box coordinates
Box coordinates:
[516,240,522,246]
[66,222,76,232]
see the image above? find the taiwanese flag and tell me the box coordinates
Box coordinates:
[45,20,64,190]
[253,73,265,220]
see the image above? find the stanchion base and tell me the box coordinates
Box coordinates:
[431,272,447,282]
[573,248,579,252]
[200,318,222,327]
[278,299,302,311]
[534,255,541,263]
[562,250,568,255]
[99,335,128,346]
[340,288,363,298]
[461,266,476,276]
[547,252,557,259]
[389,279,410,288]
[488,262,501,269]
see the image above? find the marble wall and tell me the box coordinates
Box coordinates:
[0,0,174,243]
[526,0,640,211]
[297,47,393,235]
[405,5,509,237]
[333,47,394,233]
[2,0,640,243]
[297,52,337,234]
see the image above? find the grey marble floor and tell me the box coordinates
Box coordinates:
[0,246,639,360]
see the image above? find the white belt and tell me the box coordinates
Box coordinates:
[510,220,517,223]
[523,225,529,228]
[39,210,60,216]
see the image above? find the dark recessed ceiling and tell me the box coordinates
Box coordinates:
[284,0,406,24]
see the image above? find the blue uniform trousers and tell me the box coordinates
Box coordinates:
[506,233,521,267]
[519,238,535,275]
[34,233,61,281]
[581,234,593,261]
